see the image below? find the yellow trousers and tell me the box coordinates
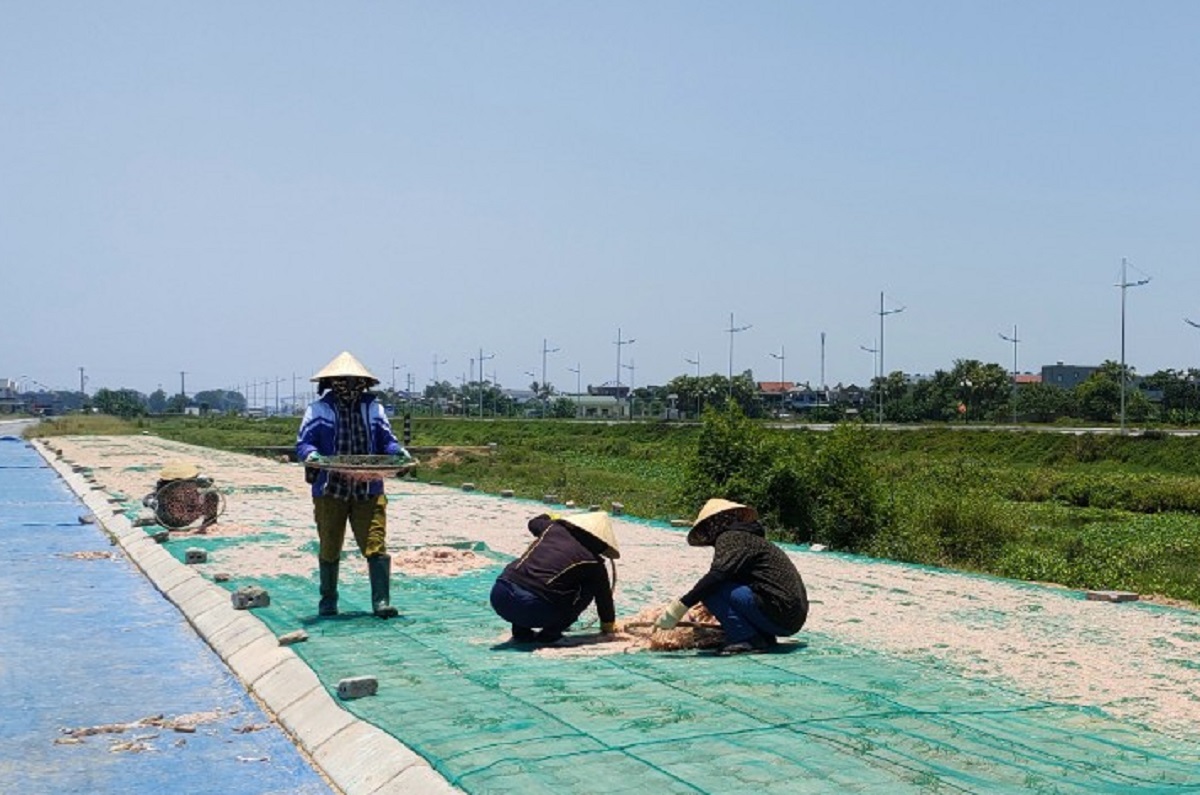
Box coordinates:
[313,494,388,563]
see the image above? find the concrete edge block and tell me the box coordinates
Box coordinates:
[121,535,160,560]
[252,656,322,715]
[138,548,183,581]
[313,721,427,795]
[278,689,357,751]
[149,566,201,598]
[208,615,275,663]
[227,634,292,686]
[189,600,242,638]
[165,572,214,604]
[374,765,462,795]
[174,582,228,618]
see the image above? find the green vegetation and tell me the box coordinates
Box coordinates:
[27,411,1200,606]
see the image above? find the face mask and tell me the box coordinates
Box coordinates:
[332,379,366,403]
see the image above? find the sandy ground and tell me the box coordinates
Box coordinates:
[42,434,1200,741]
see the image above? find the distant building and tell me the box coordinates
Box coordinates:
[1041,362,1097,390]
[1014,373,1042,386]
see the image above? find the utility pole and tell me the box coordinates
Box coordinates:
[877,292,905,424]
[180,371,187,401]
[78,366,87,396]
[727,312,752,400]
[999,325,1020,425]
[1116,258,1151,434]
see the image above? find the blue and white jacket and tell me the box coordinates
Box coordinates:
[295,392,404,497]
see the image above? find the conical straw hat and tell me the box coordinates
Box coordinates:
[159,461,201,480]
[310,351,380,384]
[687,498,758,546]
[561,511,620,559]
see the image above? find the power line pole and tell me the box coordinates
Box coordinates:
[999,325,1020,425]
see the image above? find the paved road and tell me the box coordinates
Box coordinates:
[0,434,336,794]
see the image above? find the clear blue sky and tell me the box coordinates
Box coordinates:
[4,3,1199,401]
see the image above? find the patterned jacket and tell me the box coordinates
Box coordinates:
[295,392,403,498]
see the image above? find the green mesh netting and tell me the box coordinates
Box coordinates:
[160,526,1200,795]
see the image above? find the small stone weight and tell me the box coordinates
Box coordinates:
[337,676,378,700]
[461,483,476,491]
[542,494,558,504]
[500,489,514,498]
[78,513,96,524]
[232,585,270,610]
[278,630,308,646]
[564,500,577,509]
[185,548,208,564]
[670,519,690,527]
[588,505,601,512]
[213,572,231,582]
[610,502,625,516]
[151,530,170,543]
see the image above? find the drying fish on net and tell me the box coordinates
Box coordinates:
[620,603,725,651]
[304,454,418,483]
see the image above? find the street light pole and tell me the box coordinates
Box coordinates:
[622,360,636,420]
[685,355,701,418]
[1116,258,1151,434]
[999,325,1020,425]
[614,328,635,388]
[877,292,905,424]
[727,312,752,400]
[478,349,495,418]
[568,364,581,418]
[860,343,878,422]
[769,345,785,384]
[541,339,559,418]
[1185,318,1200,425]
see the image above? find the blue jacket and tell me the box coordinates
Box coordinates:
[295,392,404,497]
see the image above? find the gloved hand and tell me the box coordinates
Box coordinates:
[305,451,323,463]
[655,600,688,630]
[600,621,618,635]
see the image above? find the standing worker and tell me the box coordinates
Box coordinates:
[656,499,809,654]
[296,351,407,619]
[490,511,621,644]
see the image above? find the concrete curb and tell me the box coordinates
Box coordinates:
[34,440,461,795]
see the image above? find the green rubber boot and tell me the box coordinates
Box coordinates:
[368,554,399,618]
[318,560,339,617]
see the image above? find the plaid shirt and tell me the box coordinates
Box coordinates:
[325,397,371,501]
